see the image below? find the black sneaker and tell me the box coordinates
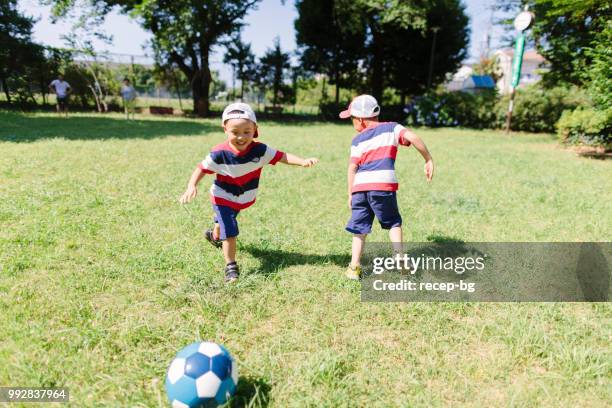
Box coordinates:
[204,228,222,248]
[224,262,239,283]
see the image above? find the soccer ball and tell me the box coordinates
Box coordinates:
[165,342,238,408]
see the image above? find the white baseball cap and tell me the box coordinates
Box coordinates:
[222,102,258,137]
[339,95,381,119]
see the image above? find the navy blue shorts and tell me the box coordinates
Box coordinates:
[346,191,402,235]
[212,205,240,240]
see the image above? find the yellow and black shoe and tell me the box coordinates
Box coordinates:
[346,264,362,280]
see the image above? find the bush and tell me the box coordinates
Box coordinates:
[497,85,590,133]
[319,102,345,120]
[556,107,611,149]
[405,90,498,128]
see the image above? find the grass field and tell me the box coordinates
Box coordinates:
[1,111,610,407]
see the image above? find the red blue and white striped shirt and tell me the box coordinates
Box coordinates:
[198,141,284,210]
[350,122,411,193]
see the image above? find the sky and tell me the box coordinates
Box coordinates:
[19,0,509,83]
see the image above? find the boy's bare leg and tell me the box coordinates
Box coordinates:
[222,237,237,264]
[351,234,367,268]
[213,223,221,241]
[389,226,404,255]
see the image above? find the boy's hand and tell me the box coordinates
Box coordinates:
[424,159,434,182]
[302,158,319,167]
[179,185,197,204]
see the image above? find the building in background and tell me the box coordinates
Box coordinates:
[494,48,547,94]
[446,66,496,93]
[446,49,548,94]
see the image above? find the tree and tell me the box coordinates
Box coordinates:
[294,0,468,102]
[132,0,261,115]
[497,0,609,88]
[583,20,611,110]
[258,38,294,107]
[358,0,428,101]
[48,0,261,116]
[295,0,366,104]
[384,0,469,101]
[0,0,46,104]
[223,34,257,100]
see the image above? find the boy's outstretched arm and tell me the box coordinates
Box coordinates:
[404,130,434,182]
[179,167,206,203]
[279,153,318,167]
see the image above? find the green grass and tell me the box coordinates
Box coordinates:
[1,111,610,407]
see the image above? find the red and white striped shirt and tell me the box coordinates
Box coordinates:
[349,122,411,193]
[198,141,284,210]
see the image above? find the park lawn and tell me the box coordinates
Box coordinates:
[0,111,610,407]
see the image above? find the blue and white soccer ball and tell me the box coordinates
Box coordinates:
[165,342,238,408]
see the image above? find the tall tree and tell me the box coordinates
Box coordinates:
[223,34,257,100]
[48,0,261,116]
[0,0,46,104]
[295,0,466,102]
[295,0,366,104]
[384,0,469,100]
[259,38,293,107]
[358,0,428,101]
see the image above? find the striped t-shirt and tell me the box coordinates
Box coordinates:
[198,141,284,210]
[350,122,412,193]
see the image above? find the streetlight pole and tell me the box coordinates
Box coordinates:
[427,27,440,91]
[504,6,535,134]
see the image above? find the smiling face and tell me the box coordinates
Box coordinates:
[223,118,257,151]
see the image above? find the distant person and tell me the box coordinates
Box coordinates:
[49,74,72,117]
[339,95,434,280]
[120,78,137,120]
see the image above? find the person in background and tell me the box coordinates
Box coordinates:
[120,78,137,120]
[49,74,72,117]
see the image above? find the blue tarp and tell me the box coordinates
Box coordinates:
[471,75,495,88]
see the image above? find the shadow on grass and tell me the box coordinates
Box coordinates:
[577,243,610,301]
[242,244,350,276]
[0,111,218,142]
[231,376,271,407]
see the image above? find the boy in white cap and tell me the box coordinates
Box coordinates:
[339,95,434,279]
[179,102,318,282]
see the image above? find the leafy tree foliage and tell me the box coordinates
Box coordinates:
[224,34,257,100]
[258,38,294,106]
[0,0,47,104]
[295,0,468,102]
[295,0,366,103]
[48,0,261,116]
[383,0,469,101]
[498,0,609,88]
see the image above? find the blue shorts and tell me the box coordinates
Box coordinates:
[346,191,402,235]
[212,205,240,240]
